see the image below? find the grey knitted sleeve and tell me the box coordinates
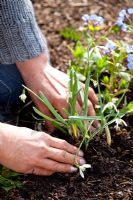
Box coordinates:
[0,0,48,64]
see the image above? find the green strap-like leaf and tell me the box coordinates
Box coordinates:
[23,85,66,125]
[69,115,103,121]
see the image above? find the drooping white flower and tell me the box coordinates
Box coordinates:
[19,93,27,103]
[102,102,118,113]
[115,118,127,130]
[79,164,91,178]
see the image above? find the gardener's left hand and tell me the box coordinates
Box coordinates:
[17,53,99,132]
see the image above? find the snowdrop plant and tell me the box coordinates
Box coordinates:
[23,65,133,178]
[21,10,133,178]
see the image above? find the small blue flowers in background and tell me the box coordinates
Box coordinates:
[116,8,133,32]
[127,54,133,69]
[126,46,133,69]
[119,9,126,20]
[89,14,104,24]
[126,45,133,54]
[82,14,104,26]
[121,24,128,32]
[104,41,117,54]
[127,8,133,15]
[116,9,127,31]
[127,62,133,70]
[82,14,90,24]
[116,17,124,26]
[127,54,133,62]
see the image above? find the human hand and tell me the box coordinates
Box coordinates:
[0,123,85,175]
[16,53,100,132]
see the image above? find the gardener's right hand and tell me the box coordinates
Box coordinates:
[0,123,85,176]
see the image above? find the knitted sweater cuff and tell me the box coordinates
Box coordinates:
[0,0,48,64]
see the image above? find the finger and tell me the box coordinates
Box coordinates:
[76,102,82,115]
[54,96,68,119]
[88,87,98,105]
[47,147,86,165]
[55,96,82,119]
[80,84,98,106]
[26,167,54,176]
[38,158,78,173]
[48,136,84,157]
[86,122,96,132]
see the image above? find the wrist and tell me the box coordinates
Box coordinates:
[16,53,49,80]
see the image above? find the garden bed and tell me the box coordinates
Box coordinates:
[0,0,133,199]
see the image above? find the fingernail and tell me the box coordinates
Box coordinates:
[71,167,78,173]
[78,150,84,157]
[80,158,86,165]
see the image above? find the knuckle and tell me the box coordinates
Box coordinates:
[62,140,68,148]
[61,150,67,159]
[53,162,60,171]
[36,134,50,149]
[39,144,49,156]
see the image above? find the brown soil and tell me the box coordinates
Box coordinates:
[0,0,133,199]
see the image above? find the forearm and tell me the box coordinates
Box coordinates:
[0,0,48,64]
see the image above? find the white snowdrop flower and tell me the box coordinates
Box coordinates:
[115,118,127,130]
[102,102,118,113]
[112,98,119,104]
[19,93,27,103]
[79,164,91,178]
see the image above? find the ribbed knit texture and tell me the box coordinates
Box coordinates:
[0,0,48,64]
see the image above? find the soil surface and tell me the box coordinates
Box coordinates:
[0,0,133,199]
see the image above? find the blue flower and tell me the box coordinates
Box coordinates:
[89,14,104,24]
[116,17,124,26]
[82,14,90,23]
[127,62,133,69]
[127,8,133,15]
[116,9,128,32]
[127,54,133,62]
[121,23,128,32]
[119,9,126,20]
[127,54,133,70]
[82,14,104,25]
[126,45,133,53]
[104,41,117,54]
